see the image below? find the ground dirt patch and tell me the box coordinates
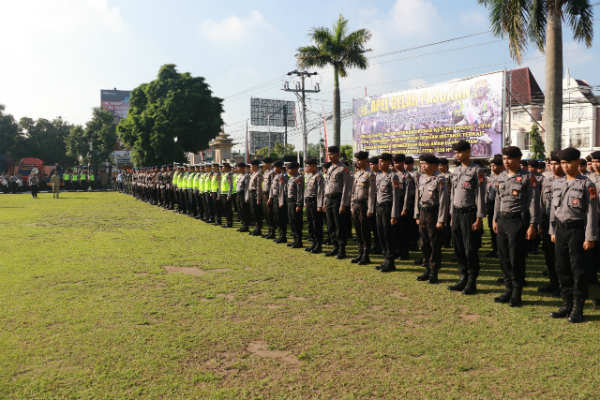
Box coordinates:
[163,266,231,276]
[247,341,300,366]
[459,312,481,322]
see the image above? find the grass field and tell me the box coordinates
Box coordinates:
[1,192,600,399]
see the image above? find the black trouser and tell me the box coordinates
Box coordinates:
[220,195,232,225]
[541,218,559,287]
[487,202,497,252]
[306,197,322,247]
[452,208,482,279]
[325,194,348,249]
[249,190,262,231]
[352,200,370,253]
[555,221,587,300]
[237,193,250,228]
[30,184,38,198]
[210,192,220,222]
[263,193,274,233]
[287,201,303,244]
[376,202,394,266]
[393,215,411,259]
[497,214,528,290]
[420,207,442,271]
[368,214,379,250]
[273,201,287,239]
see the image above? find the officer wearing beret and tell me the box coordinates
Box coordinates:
[247,160,264,236]
[414,153,449,283]
[304,159,325,253]
[448,140,486,295]
[368,156,382,254]
[549,147,598,322]
[438,157,452,248]
[236,163,251,232]
[487,154,505,258]
[286,161,304,248]
[351,151,376,265]
[261,158,276,239]
[392,153,413,260]
[324,146,353,259]
[492,146,539,307]
[269,160,288,243]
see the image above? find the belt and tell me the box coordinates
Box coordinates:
[557,220,585,230]
[326,193,342,199]
[352,199,367,204]
[376,201,392,207]
[498,212,522,220]
[421,206,439,212]
[306,196,317,202]
[454,206,476,214]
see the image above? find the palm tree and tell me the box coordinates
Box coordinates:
[296,15,371,147]
[478,0,593,151]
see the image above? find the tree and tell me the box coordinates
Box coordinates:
[529,124,546,160]
[340,145,353,163]
[14,116,74,165]
[478,0,594,151]
[65,108,117,167]
[256,143,296,159]
[0,105,19,158]
[296,15,371,148]
[118,64,223,166]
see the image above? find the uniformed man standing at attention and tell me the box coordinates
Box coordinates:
[286,161,304,248]
[236,163,251,232]
[492,146,539,307]
[448,140,486,295]
[373,153,401,272]
[304,159,325,253]
[261,158,275,239]
[438,157,452,248]
[368,156,382,254]
[269,160,288,244]
[324,146,353,259]
[486,155,504,258]
[351,151,376,265]
[549,147,598,323]
[247,160,264,236]
[414,153,449,284]
[219,163,234,227]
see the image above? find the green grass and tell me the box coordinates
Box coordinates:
[1,192,599,399]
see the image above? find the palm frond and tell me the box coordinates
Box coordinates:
[564,0,594,47]
[340,29,372,50]
[334,14,348,42]
[296,45,332,69]
[480,0,530,62]
[529,0,547,50]
[311,27,333,46]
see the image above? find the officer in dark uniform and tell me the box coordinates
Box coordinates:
[261,158,276,239]
[269,160,288,244]
[286,161,304,248]
[324,146,352,259]
[351,151,376,265]
[438,157,452,248]
[549,147,598,323]
[492,146,539,307]
[368,156,382,254]
[304,159,325,253]
[247,160,263,236]
[448,140,486,295]
[414,153,449,283]
[487,154,504,257]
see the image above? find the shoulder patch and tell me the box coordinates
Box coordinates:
[589,185,597,201]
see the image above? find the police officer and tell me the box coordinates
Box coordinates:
[492,146,539,307]
[324,146,352,259]
[448,140,485,295]
[286,161,304,248]
[351,151,376,265]
[219,163,234,227]
[210,163,221,224]
[486,155,504,257]
[247,160,264,236]
[304,159,325,253]
[368,156,382,254]
[550,147,598,323]
[269,160,288,243]
[261,158,276,239]
[236,163,251,232]
[391,154,413,260]
[372,153,401,272]
[414,153,449,283]
[438,157,452,248]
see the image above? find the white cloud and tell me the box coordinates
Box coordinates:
[459,10,489,29]
[408,78,428,88]
[199,10,272,43]
[391,0,441,36]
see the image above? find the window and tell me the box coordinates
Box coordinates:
[569,127,591,148]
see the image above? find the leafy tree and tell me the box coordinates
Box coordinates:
[65,108,117,167]
[296,15,371,148]
[478,0,594,151]
[0,105,19,158]
[340,145,353,163]
[14,116,74,165]
[118,64,223,166]
[529,124,546,160]
[256,143,296,159]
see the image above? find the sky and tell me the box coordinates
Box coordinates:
[1,0,600,151]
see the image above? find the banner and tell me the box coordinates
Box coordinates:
[352,71,504,158]
[101,89,131,122]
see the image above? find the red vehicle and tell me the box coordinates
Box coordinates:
[16,157,44,184]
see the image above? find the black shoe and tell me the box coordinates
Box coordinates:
[509,287,522,307]
[311,246,322,254]
[375,264,383,271]
[305,243,315,252]
[251,231,261,236]
[428,270,439,284]
[448,276,467,291]
[239,227,249,232]
[380,265,396,273]
[551,297,573,318]
[494,291,511,303]
[292,242,303,249]
[358,256,371,265]
[568,298,584,323]
[336,249,346,260]
[416,268,430,281]
[287,242,294,247]
[276,237,287,244]
[351,254,362,263]
[325,248,339,257]
[462,277,477,295]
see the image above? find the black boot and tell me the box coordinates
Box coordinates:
[462,276,477,295]
[292,240,303,249]
[358,250,371,265]
[416,267,430,281]
[509,286,522,307]
[351,248,363,263]
[448,275,468,291]
[551,295,573,318]
[380,259,396,273]
[311,244,322,254]
[494,282,512,303]
[305,242,315,252]
[568,297,585,323]
[325,247,339,257]
[428,268,439,284]
[336,246,346,260]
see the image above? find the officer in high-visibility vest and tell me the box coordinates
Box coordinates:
[62,171,70,190]
[210,163,221,225]
[219,163,234,227]
[89,170,95,190]
[192,166,201,218]
[200,165,210,221]
[79,169,87,190]
[71,169,78,190]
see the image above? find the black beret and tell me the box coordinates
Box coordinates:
[537,161,546,168]
[590,151,600,161]
[527,159,538,167]
[419,153,439,164]
[502,146,523,159]
[558,147,581,162]
[520,159,528,166]
[405,156,414,164]
[491,154,503,166]
[380,153,393,161]
[580,158,587,166]
[438,157,449,166]
[250,159,260,165]
[393,153,406,163]
[323,162,331,168]
[452,139,471,152]
[287,161,299,169]
[368,156,379,164]
[222,163,231,167]
[236,162,246,168]
[328,146,340,154]
[306,158,318,165]
[273,160,284,167]
[354,151,369,160]
[263,157,273,163]
[550,151,560,162]
[585,155,592,162]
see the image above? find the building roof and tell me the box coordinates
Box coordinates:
[509,67,544,106]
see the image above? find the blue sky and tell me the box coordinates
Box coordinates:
[1,0,599,150]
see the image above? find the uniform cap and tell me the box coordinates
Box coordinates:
[502,146,523,159]
[250,159,261,165]
[380,153,393,161]
[580,158,587,166]
[287,161,299,169]
[490,154,503,166]
[405,156,414,164]
[306,159,318,165]
[537,161,546,168]
[393,153,406,163]
[557,147,581,162]
[549,151,560,162]
[419,153,439,164]
[438,157,449,166]
[263,157,274,164]
[590,151,600,161]
[368,156,379,164]
[236,162,246,168]
[452,139,471,152]
[354,151,369,160]
[273,160,284,168]
[328,145,340,154]
[527,159,538,167]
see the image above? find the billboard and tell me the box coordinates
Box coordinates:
[250,98,296,127]
[352,71,504,158]
[101,89,131,122]
[249,130,285,153]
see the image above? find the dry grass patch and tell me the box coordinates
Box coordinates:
[247,341,300,366]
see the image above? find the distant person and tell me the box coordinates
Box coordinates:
[50,172,61,199]
[29,172,40,198]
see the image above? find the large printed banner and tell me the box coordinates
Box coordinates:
[352,71,504,158]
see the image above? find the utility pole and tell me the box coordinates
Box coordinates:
[283,105,288,148]
[283,70,320,164]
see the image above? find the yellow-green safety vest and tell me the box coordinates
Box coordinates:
[63,173,70,181]
[172,171,180,186]
[211,174,219,192]
[220,173,230,194]
[80,173,86,180]
[89,174,95,182]
[72,175,78,182]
